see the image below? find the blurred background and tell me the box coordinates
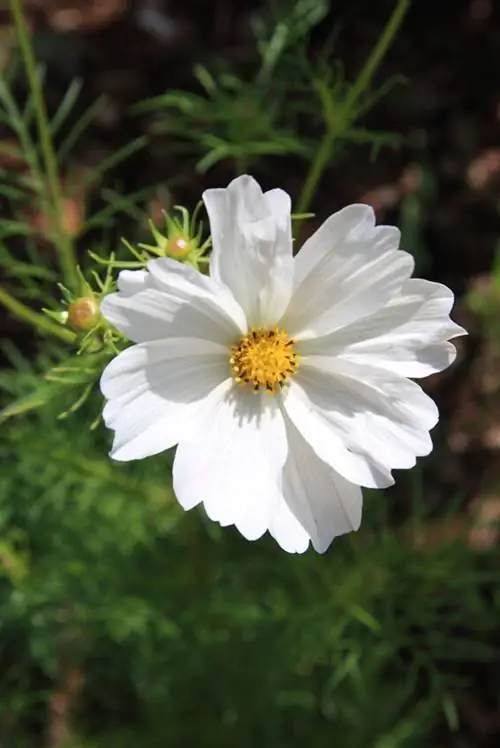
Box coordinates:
[0,0,500,746]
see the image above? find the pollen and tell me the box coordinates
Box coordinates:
[230,327,300,394]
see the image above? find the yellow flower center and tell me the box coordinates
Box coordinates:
[230,328,300,393]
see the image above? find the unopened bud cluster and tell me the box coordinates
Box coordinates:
[43,202,212,349]
[140,204,211,268]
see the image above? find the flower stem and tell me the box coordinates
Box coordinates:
[0,286,76,342]
[9,0,79,291]
[296,133,335,220]
[296,0,410,216]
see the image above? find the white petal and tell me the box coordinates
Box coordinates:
[268,497,311,554]
[117,269,149,295]
[147,256,248,332]
[173,380,287,540]
[100,338,228,461]
[203,175,294,325]
[293,204,378,287]
[285,359,438,487]
[299,278,466,377]
[101,258,246,345]
[280,416,362,553]
[283,379,394,489]
[285,215,413,339]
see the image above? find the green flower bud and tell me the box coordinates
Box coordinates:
[68,296,100,331]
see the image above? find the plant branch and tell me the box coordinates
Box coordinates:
[10,0,79,290]
[296,0,410,217]
[0,286,76,342]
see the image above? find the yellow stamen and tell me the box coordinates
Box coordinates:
[230,327,300,394]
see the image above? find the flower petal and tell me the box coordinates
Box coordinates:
[285,358,438,487]
[117,268,148,295]
[100,338,229,461]
[203,175,294,325]
[268,497,311,554]
[283,378,394,489]
[101,258,246,345]
[293,204,378,287]
[173,380,287,540]
[279,416,362,553]
[287,247,413,340]
[299,278,466,377]
[285,205,412,339]
[147,256,248,332]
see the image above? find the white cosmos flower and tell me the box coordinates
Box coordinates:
[99,175,465,554]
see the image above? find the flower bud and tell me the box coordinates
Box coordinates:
[140,205,211,266]
[165,234,192,259]
[68,296,100,331]
[147,222,194,260]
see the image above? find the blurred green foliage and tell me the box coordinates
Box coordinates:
[133,0,404,183]
[1,391,499,747]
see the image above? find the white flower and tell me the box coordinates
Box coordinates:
[100,175,465,553]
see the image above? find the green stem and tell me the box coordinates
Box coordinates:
[343,0,410,114]
[296,0,410,216]
[234,153,249,176]
[296,134,334,219]
[10,0,78,291]
[0,286,76,342]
